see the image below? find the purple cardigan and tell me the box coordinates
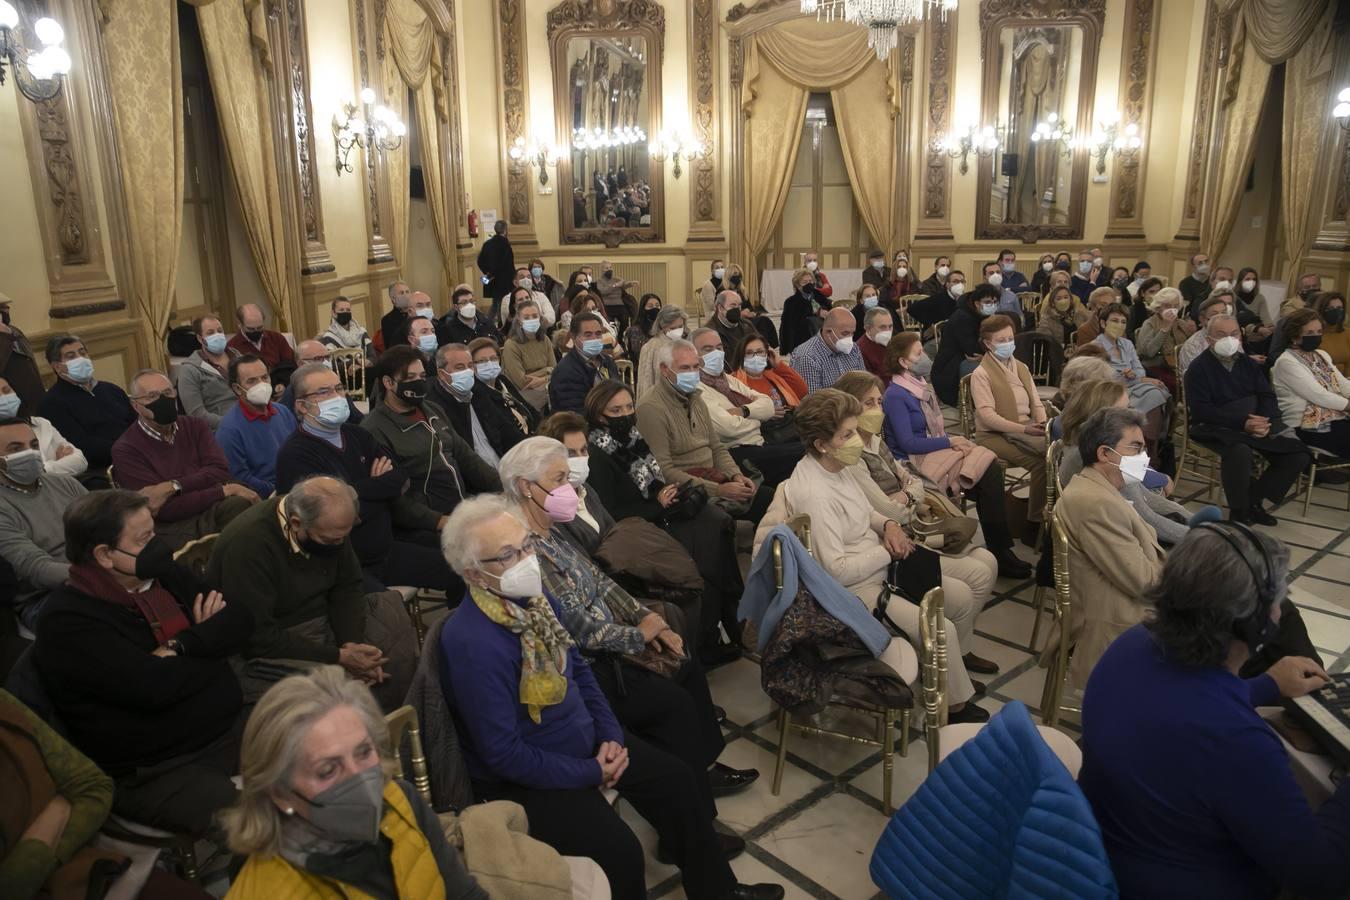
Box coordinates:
[882,381,952,459]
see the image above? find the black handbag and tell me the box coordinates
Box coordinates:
[660,479,709,522]
[874,546,943,638]
[759,409,799,445]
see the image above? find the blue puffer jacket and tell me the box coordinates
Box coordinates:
[870,701,1117,899]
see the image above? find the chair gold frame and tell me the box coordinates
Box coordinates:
[1295,447,1350,516]
[330,347,368,402]
[769,516,911,814]
[896,293,928,332]
[917,586,949,773]
[957,374,977,442]
[616,358,635,392]
[1039,509,1079,727]
[172,533,219,581]
[1017,292,1041,328]
[1028,440,1065,651]
[1172,376,1221,502]
[386,705,434,806]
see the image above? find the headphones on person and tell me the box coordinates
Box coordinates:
[1193,521,1281,653]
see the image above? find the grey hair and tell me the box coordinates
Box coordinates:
[387,281,410,307]
[1078,407,1146,467]
[509,299,543,342]
[434,342,471,369]
[864,307,892,329]
[127,368,169,397]
[497,436,568,503]
[655,337,697,370]
[290,362,335,403]
[441,494,528,575]
[1206,314,1238,337]
[1149,286,1183,311]
[715,290,740,309]
[220,665,393,856]
[689,326,719,346]
[1059,356,1115,399]
[650,305,686,337]
[286,475,359,526]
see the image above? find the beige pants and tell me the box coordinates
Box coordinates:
[976,432,1048,523]
[939,547,998,649]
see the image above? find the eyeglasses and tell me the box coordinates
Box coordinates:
[132,388,177,403]
[477,533,538,568]
[300,384,347,401]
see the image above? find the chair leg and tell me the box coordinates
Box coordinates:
[1040,656,1061,727]
[881,710,896,815]
[1304,464,1317,518]
[898,708,911,758]
[772,707,790,796]
[1028,586,1045,652]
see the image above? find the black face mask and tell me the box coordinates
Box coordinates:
[1299,334,1323,353]
[799,284,813,296]
[117,535,175,581]
[244,329,264,343]
[1299,289,1318,303]
[1326,308,1345,326]
[395,378,427,405]
[0,308,9,326]
[1112,278,1128,290]
[145,394,179,426]
[300,535,345,558]
[724,307,743,324]
[335,311,353,326]
[1055,260,1070,271]
[730,275,742,287]
[607,413,636,440]
[604,270,614,279]
[641,307,660,323]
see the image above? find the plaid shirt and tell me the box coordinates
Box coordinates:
[791,334,866,394]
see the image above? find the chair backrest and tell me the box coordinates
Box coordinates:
[787,513,812,555]
[932,320,945,347]
[385,704,433,807]
[1172,373,1189,441]
[918,586,949,772]
[1050,508,1073,677]
[896,293,928,331]
[1045,439,1065,516]
[106,465,118,488]
[1028,338,1052,385]
[616,358,635,391]
[330,347,368,402]
[172,533,219,580]
[957,373,976,439]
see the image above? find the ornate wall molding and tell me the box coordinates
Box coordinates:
[726,0,794,23]
[352,0,395,263]
[914,7,955,241]
[688,0,722,242]
[1175,0,1222,240]
[546,0,664,52]
[1312,14,1350,251]
[284,0,334,276]
[495,0,535,240]
[1105,0,1158,239]
[977,0,1105,33]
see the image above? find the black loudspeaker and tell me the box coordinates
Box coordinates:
[1001,153,1020,177]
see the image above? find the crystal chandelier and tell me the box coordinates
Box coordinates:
[800,0,957,62]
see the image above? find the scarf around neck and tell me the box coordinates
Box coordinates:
[892,372,947,439]
[67,562,190,645]
[469,585,573,723]
[323,319,368,349]
[589,426,664,498]
[699,370,753,406]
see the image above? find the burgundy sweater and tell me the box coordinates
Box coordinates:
[110,416,232,522]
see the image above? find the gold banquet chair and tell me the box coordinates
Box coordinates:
[386,704,434,806]
[1027,440,1066,652]
[896,293,928,332]
[918,586,1081,776]
[1172,376,1221,502]
[330,347,369,402]
[959,373,1029,494]
[615,358,635,394]
[769,515,914,815]
[1038,510,1081,728]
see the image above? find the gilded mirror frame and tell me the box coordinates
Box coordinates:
[548,0,666,247]
[975,0,1105,242]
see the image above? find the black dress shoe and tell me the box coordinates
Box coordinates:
[963,652,1000,675]
[995,549,1032,579]
[709,762,760,797]
[657,831,746,865]
[728,884,785,900]
[947,702,991,724]
[1247,505,1278,526]
[700,641,743,670]
[971,679,986,697]
[714,704,727,725]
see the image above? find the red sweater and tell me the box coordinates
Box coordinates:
[110,416,232,522]
[226,329,296,370]
[859,335,888,378]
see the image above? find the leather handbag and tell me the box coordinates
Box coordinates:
[660,479,709,522]
[874,546,943,638]
[909,488,977,554]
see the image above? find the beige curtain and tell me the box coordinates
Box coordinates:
[741,19,895,297]
[100,0,185,363]
[384,0,458,288]
[1278,5,1335,283]
[196,0,297,331]
[381,46,413,273]
[1218,0,1330,64]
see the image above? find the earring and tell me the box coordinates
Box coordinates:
[284,807,295,816]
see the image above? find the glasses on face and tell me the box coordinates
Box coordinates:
[133,388,177,403]
[477,533,538,569]
[300,384,347,401]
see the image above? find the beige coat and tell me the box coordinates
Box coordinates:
[634,376,740,491]
[697,374,774,447]
[1040,466,1165,690]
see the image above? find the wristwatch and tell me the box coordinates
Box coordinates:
[740,405,750,418]
[170,480,183,496]
[163,639,185,656]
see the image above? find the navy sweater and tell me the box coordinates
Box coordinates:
[1080,625,1350,900]
[1184,349,1282,431]
[37,379,135,469]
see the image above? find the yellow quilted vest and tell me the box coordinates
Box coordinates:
[226,781,446,900]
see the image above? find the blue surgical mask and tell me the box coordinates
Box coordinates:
[416,307,435,319]
[979,303,998,317]
[0,393,19,418]
[531,266,543,279]
[475,361,502,383]
[522,318,541,334]
[862,295,879,309]
[1078,261,1092,275]
[313,396,350,428]
[1001,262,1014,274]
[580,338,604,358]
[674,371,701,394]
[743,354,768,376]
[448,369,476,394]
[991,340,1016,360]
[204,333,228,355]
[701,349,726,376]
[417,334,438,353]
[64,357,94,382]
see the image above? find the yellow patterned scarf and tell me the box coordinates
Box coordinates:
[469,586,573,723]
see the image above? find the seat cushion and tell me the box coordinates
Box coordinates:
[937,723,1082,779]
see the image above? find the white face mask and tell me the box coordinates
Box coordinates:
[895,267,908,280]
[1241,279,1257,293]
[1041,261,1053,272]
[871,260,885,271]
[459,303,478,320]
[713,267,726,280]
[1093,256,1104,267]
[519,277,533,290]
[1111,448,1150,483]
[1213,335,1242,358]
[245,382,273,406]
[490,554,543,599]
[832,335,854,355]
[949,282,965,298]
[567,456,590,487]
[936,265,950,278]
[416,307,435,319]
[874,330,893,346]
[988,273,1003,288]
[665,327,684,341]
[806,260,819,272]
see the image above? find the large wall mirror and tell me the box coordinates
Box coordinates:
[549,0,665,246]
[976,0,1103,242]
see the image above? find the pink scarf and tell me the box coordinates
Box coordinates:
[892,373,947,439]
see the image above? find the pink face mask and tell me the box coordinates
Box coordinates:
[535,482,580,522]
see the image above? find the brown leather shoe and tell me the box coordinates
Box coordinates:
[963,652,1000,675]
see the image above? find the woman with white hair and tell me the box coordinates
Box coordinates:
[222,666,488,899]
[1134,286,1195,393]
[497,437,760,805]
[635,305,688,397]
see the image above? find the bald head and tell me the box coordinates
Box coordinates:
[285,475,359,543]
[237,304,264,330]
[296,340,328,361]
[821,309,855,351]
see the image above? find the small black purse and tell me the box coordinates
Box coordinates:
[661,480,709,522]
[874,545,943,637]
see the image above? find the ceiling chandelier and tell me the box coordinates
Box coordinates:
[800,0,957,61]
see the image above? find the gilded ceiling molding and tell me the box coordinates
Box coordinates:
[546,0,664,51]
[688,0,721,242]
[977,0,1105,32]
[496,0,534,235]
[915,7,954,240]
[1176,0,1222,240]
[726,0,794,23]
[1105,0,1158,239]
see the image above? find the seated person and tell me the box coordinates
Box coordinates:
[778,267,826,355]
[581,383,748,666]
[980,260,1024,324]
[431,343,526,468]
[1133,287,1194,393]
[526,260,565,318]
[1233,266,1276,351]
[930,284,997,406]
[1178,292,1236,377]
[549,312,620,415]
[1043,408,1165,691]
[1093,303,1171,453]
[880,250,917,305]
[223,667,488,899]
[691,328,804,487]
[917,255,952,297]
[1079,525,1350,900]
[37,334,135,473]
[709,290,758,354]
[1035,285,1088,352]
[1314,291,1347,375]
[1177,252,1213,314]
[755,389,990,723]
[698,259,727,316]
[1272,307,1350,458]
[227,304,296,371]
[1058,380,1217,546]
[909,269,966,338]
[176,315,236,430]
[111,368,257,550]
[407,314,440,357]
[0,375,87,478]
[851,282,895,338]
[216,355,297,498]
[207,475,417,709]
[469,336,539,435]
[409,292,448,345]
[379,281,414,350]
[438,496,783,900]
[318,294,374,358]
[1186,314,1310,526]
[883,333,1030,577]
[361,345,501,516]
[1051,354,1117,416]
[624,294,663,367]
[791,308,866,394]
[996,248,1029,293]
[36,489,252,834]
[534,412,617,556]
[729,333,808,414]
[861,249,891,291]
[1070,250,1107,304]
[275,363,457,596]
[1073,287,1119,347]
[969,315,1048,542]
[803,250,834,299]
[501,296,558,410]
[279,340,363,426]
[636,339,771,522]
[0,418,86,628]
[1029,253,1056,296]
[511,267,557,326]
[857,305,895,378]
[498,438,760,801]
[444,286,502,346]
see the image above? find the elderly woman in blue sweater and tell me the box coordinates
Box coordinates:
[437,495,782,900]
[1080,524,1350,900]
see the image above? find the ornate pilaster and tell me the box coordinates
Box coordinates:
[1105,0,1158,240]
[1175,1,1223,241]
[687,0,722,243]
[914,8,955,241]
[284,0,334,276]
[352,0,395,264]
[495,0,536,243]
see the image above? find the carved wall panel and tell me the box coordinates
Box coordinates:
[1105,0,1158,239]
[688,0,722,242]
[352,0,396,264]
[1176,0,1222,240]
[915,7,955,241]
[284,0,334,275]
[496,0,535,239]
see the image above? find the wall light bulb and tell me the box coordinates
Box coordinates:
[1334,101,1350,119]
[1338,87,1350,104]
[0,1,19,30]
[33,16,62,46]
[360,87,376,105]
